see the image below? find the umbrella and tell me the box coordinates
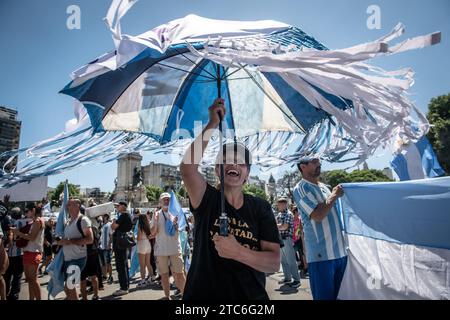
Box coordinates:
[0,1,441,188]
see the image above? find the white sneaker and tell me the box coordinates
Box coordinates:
[113,289,129,296]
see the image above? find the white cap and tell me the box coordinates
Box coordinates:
[159,192,171,200]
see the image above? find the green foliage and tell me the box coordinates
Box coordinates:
[243,184,268,201]
[279,170,301,197]
[48,181,80,202]
[177,186,187,199]
[321,169,393,188]
[320,170,350,189]
[145,185,164,202]
[426,93,450,174]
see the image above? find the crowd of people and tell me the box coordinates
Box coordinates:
[0,99,348,301]
[0,196,195,300]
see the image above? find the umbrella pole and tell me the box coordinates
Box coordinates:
[217,64,228,236]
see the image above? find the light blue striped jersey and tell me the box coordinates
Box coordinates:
[292,179,347,263]
[100,221,112,250]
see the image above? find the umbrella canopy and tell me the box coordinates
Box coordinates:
[60,14,332,142]
[0,1,441,188]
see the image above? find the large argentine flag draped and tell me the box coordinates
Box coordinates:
[47,180,69,299]
[338,177,450,300]
[391,136,445,181]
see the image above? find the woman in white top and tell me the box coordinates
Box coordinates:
[11,203,44,300]
[136,214,153,287]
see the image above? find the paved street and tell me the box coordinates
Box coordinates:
[18,263,312,300]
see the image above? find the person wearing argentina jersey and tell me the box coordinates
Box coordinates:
[292,156,347,300]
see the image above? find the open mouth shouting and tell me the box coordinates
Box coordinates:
[226,168,241,178]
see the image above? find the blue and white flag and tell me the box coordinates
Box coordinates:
[391,136,445,181]
[47,250,65,299]
[169,190,187,231]
[338,177,450,300]
[129,223,140,278]
[47,180,69,299]
[55,180,69,238]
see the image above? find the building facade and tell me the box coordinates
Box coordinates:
[265,174,277,203]
[0,106,21,172]
[248,175,266,190]
[142,161,182,191]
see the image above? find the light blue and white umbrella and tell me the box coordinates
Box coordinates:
[0,0,441,187]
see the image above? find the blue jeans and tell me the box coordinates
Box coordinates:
[281,237,300,282]
[309,256,347,300]
[99,249,112,266]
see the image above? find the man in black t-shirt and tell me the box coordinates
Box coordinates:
[180,98,281,300]
[111,202,132,296]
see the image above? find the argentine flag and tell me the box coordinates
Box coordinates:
[55,180,69,237]
[391,136,445,181]
[129,223,140,278]
[338,177,450,300]
[47,180,69,299]
[168,190,187,231]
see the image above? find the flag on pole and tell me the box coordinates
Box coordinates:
[55,180,69,238]
[47,179,69,299]
[168,190,187,231]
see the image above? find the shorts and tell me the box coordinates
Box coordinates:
[23,252,42,266]
[99,249,112,266]
[137,239,152,255]
[81,252,101,280]
[63,257,87,281]
[156,254,184,274]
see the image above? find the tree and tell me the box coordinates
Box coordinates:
[321,170,351,188]
[426,93,450,174]
[278,170,301,198]
[48,181,80,203]
[243,184,268,201]
[321,169,393,188]
[348,169,393,184]
[145,185,164,203]
[177,186,187,199]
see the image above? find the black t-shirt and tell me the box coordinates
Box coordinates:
[44,226,53,246]
[183,184,280,300]
[112,212,132,249]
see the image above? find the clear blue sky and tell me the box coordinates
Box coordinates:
[1,0,449,191]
